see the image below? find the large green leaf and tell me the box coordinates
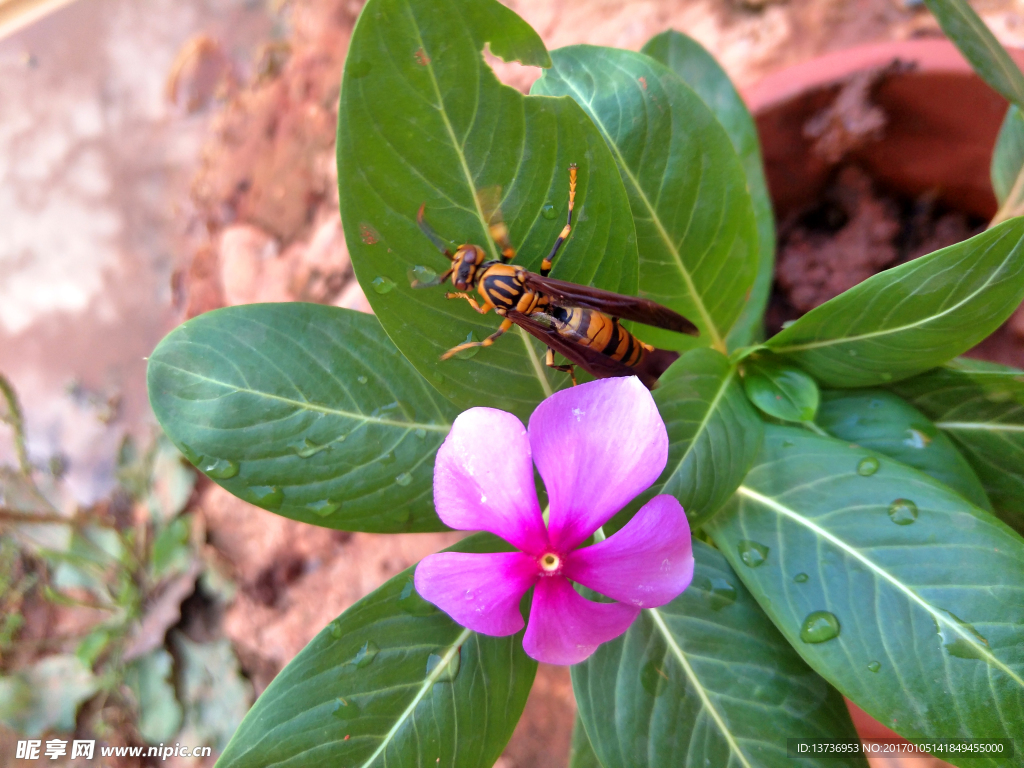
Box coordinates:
[742,356,819,424]
[338,0,640,420]
[216,534,536,768]
[817,389,991,510]
[610,348,763,533]
[642,31,775,349]
[572,541,865,768]
[147,304,456,533]
[890,358,1024,532]
[569,715,603,768]
[923,0,1024,108]
[708,426,1024,764]
[532,46,759,353]
[766,218,1024,387]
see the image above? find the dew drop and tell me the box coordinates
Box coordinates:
[935,609,990,662]
[292,437,331,458]
[887,498,918,525]
[541,202,558,220]
[371,276,396,294]
[407,265,437,285]
[431,372,445,385]
[398,579,437,615]
[306,500,340,517]
[380,451,397,466]
[857,457,879,476]
[794,572,809,583]
[781,440,795,448]
[179,442,203,465]
[348,641,380,669]
[329,620,343,640]
[426,648,461,682]
[640,660,668,697]
[693,575,737,610]
[395,472,413,487]
[867,661,881,673]
[738,540,769,568]
[414,428,427,439]
[800,611,841,643]
[201,457,239,479]
[357,375,369,385]
[332,696,360,720]
[454,332,480,359]
[903,428,931,450]
[372,401,411,420]
[464,589,474,601]
[348,59,372,79]
[250,485,284,510]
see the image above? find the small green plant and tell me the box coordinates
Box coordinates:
[147,0,1024,765]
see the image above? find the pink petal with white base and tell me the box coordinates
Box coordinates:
[522,576,639,665]
[529,377,668,550]
[563,494,693,608]
[414,552,539,636]
[434,408,549,554]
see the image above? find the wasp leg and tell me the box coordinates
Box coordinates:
[445,291,489,314]
[489,220,517,264]
[441,318,513,360]
[541,163,577,277]
[545,346,578,386]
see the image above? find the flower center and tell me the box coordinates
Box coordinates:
[539,553,561,573]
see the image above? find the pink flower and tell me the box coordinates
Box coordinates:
[414,377,694,665]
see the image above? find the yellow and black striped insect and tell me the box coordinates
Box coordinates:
[412,164,699,389]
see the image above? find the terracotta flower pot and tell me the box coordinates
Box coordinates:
[740,39,1024,766]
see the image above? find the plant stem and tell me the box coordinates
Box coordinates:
[803,421,829,437]
[0,372,31,476]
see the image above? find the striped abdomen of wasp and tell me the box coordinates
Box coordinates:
[411,164,699,389]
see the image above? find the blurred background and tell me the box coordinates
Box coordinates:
[1,0,1023,765]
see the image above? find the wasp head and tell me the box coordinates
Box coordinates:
[452,245,485,290]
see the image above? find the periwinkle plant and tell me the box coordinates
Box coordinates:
[146,0,1024,765]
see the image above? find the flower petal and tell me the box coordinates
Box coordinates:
[563,494,693,608]
[529,377,668,550]
[414,552,539,636]
[434,407,549,554]
[522,576,639,665]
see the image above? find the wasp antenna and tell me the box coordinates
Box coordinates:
[416,204,454,258]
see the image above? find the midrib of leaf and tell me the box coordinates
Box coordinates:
[358,627,473,768]
[991,164,1024,225]
[646,608,754,768]
[150,361,451,432]
[771,229,1018,354]
[553,71,725,352]
[736,485,1024,688]
[662,367,735,484]
[936,421,1024,433]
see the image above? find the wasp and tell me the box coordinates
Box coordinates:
[412,164,699,389]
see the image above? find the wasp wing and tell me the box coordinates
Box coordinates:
[519,272,699,336]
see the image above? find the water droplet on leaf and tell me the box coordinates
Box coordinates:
[414,428,426,439]
[640,660,668,696]
[201,458,239,479]
[179,443,203,465]
[867,661,881,673]
[292,437,331,458]
[357,375,369,385]
[432,371,445,384]
[348,641,380,668]
[380,451,396,466]
[371,276,396,294]
[455,332,480,359]
[888,499,918,525]
[408,265,437,285]
[857,457,879,476]
[426,647,461,682]
[800,611,841,643]
[738,540,769,568]
[903,428,931,449]
[329,620,343,640]
[395,472,413,487]
[541,203,557,220]
[398,579,436,615]
[794,572,809,583]
[935,610,990,662]
[250,485,284,510]
[694,575,736,609]
[306,500,340,517]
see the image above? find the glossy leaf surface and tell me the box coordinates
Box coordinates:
[924,0,1024,107]
[147,304,456,532]
[890,358,1024,532]
[766,219,1024,387]
[992,106,1024,224]
[217,534,536,768]
[532,45,759,352]
[572,541,865,768]
[708,426,1024,761]
[338,0,639,420]
[619,348,763,531]
[569,715,603,768]
[742,357,819,423]
[817,389,990,510]
[642,30,775,349]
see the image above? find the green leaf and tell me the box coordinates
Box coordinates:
[708,425,1024,760]
[572,541,865,768]
[147,304,457,533]
[992,106,1024,203]
[817,389,991,510]
[126,648,183,744]
[338,0,639,420]
[923,0,1024,108]
[532,45,759,353]
[569,715,603,768]
[766,218,1024,387]
[620,348,762,530]
[889,358,1024,532]
[642,31,775,349]
[216,534,536,768]
[0,655,98,736]
[742,356,819,423]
